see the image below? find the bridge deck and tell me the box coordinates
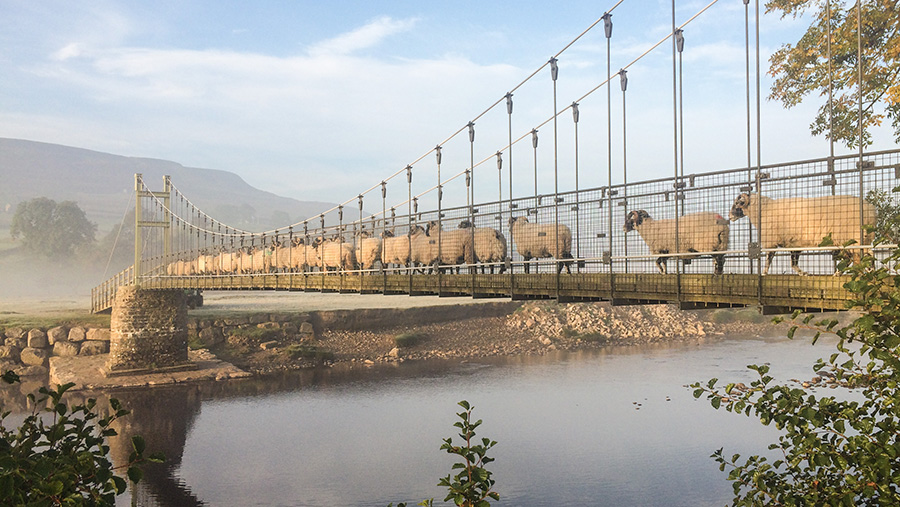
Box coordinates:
[92,271,854,314]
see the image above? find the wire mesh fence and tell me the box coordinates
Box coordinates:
[92,149,899,313]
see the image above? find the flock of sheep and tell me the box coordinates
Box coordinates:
[165,191,877,278]
[623,191,876,276]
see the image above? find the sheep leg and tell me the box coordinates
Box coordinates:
[763,252,775,275]
[713,254,725,275]
[790,251,808,276]
[523,257,531,274]
[656,257,667,274]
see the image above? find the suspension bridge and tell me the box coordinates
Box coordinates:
[91,2,897,315]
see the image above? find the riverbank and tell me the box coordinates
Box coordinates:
[206,300,785,375]
[0,291,793,386]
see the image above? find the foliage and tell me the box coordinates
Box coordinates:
[866,184,900,244]
[10,197,97,259]
[284,343,335,362]
[394,332,428,348]
[766,0,900,147]
[690,231,900,504]
[391,401,498,507]
[0,371,163,505]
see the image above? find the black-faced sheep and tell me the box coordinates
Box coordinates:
[729,192,876,275]
[458,220,507,274]
[508,216,573,274]
[623,210,729,275]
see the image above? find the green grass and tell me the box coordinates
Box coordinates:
[394,331,427,348]
[0,313,110,333]
[285,344,335,361]
[579,332,609,343]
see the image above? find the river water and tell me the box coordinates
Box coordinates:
[94,330,840,507]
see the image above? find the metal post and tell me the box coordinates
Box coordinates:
[604,12,614,294]
[620,70,629,276]
[857,0,865,246]
[572,102,580,270]
[744,0,755,274]
[672,0,682,303]
[827,0,835,195]
[506,92,514,283]
[134,173,142,287]
[436,146,443,289]
[407,165,413,294]
[468,121,476,286]
[550,56,561,298]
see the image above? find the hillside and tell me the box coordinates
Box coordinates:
[0,138,339,233]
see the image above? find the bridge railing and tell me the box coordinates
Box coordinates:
[91,265,134,313]
[93,148,899,312]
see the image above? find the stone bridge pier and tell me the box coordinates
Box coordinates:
[105,286,193,375]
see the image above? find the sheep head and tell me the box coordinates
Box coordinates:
[458,220,473,229]
[381,229,395,238]
[624,210,650,232]
[311,237,323,249]
[509,216,527,228]
[730,192,751,221]
[426,221,441,236]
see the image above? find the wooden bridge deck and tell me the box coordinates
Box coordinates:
[92,271,855,314]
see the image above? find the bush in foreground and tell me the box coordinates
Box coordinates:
[691,244,900,504]
[0,371,162,504]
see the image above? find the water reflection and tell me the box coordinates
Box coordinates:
[2,334,838,506]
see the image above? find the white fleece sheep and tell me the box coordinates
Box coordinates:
[425,221,474,273]
[313,236,357,272]
[458,220,507,274]
[729,192,876,275]
[381,226,424,269]
[623,209,729,275]
[508,216,573,274]
[355,230,383,271]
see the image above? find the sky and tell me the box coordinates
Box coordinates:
[1,0,894,215]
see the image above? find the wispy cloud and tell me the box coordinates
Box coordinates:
[308,16,418,57]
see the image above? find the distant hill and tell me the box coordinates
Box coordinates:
[0,138,340,233]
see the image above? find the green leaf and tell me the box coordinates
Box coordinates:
[127,466,143,484]
[131,435,146,455]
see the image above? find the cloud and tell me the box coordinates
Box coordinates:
[307,16,418,57]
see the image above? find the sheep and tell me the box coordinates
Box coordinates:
[289,237,319,272]
[508,216,573,274]
[425,221,474,273]
[381,226,425,270]
[355,230,383,272]
[623,209,729,275]
[410,225,440,273]
[215,247,240,274]
[313,236,358,272]
[458,220,507,274]
[729,192,876,275]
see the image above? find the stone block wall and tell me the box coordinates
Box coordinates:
[0,325,110,377]
[107,287,188,372]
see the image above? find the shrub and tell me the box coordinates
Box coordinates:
[690,240,900,504]
[394,332,427,348]
[391,400,498,507]
[285,344,334,362]
[0,371,163,504]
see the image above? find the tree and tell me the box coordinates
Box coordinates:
[691,232,900,503]
[10,197,96,258]
[767,0,900,147]
[0,371,163,504]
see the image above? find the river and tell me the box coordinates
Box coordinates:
[83,329,839,507]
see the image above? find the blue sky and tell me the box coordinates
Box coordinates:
[1,1,892,213]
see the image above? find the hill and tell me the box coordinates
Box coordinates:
[0,138,339,233]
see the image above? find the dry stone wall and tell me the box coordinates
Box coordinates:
[0,325,110,377]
